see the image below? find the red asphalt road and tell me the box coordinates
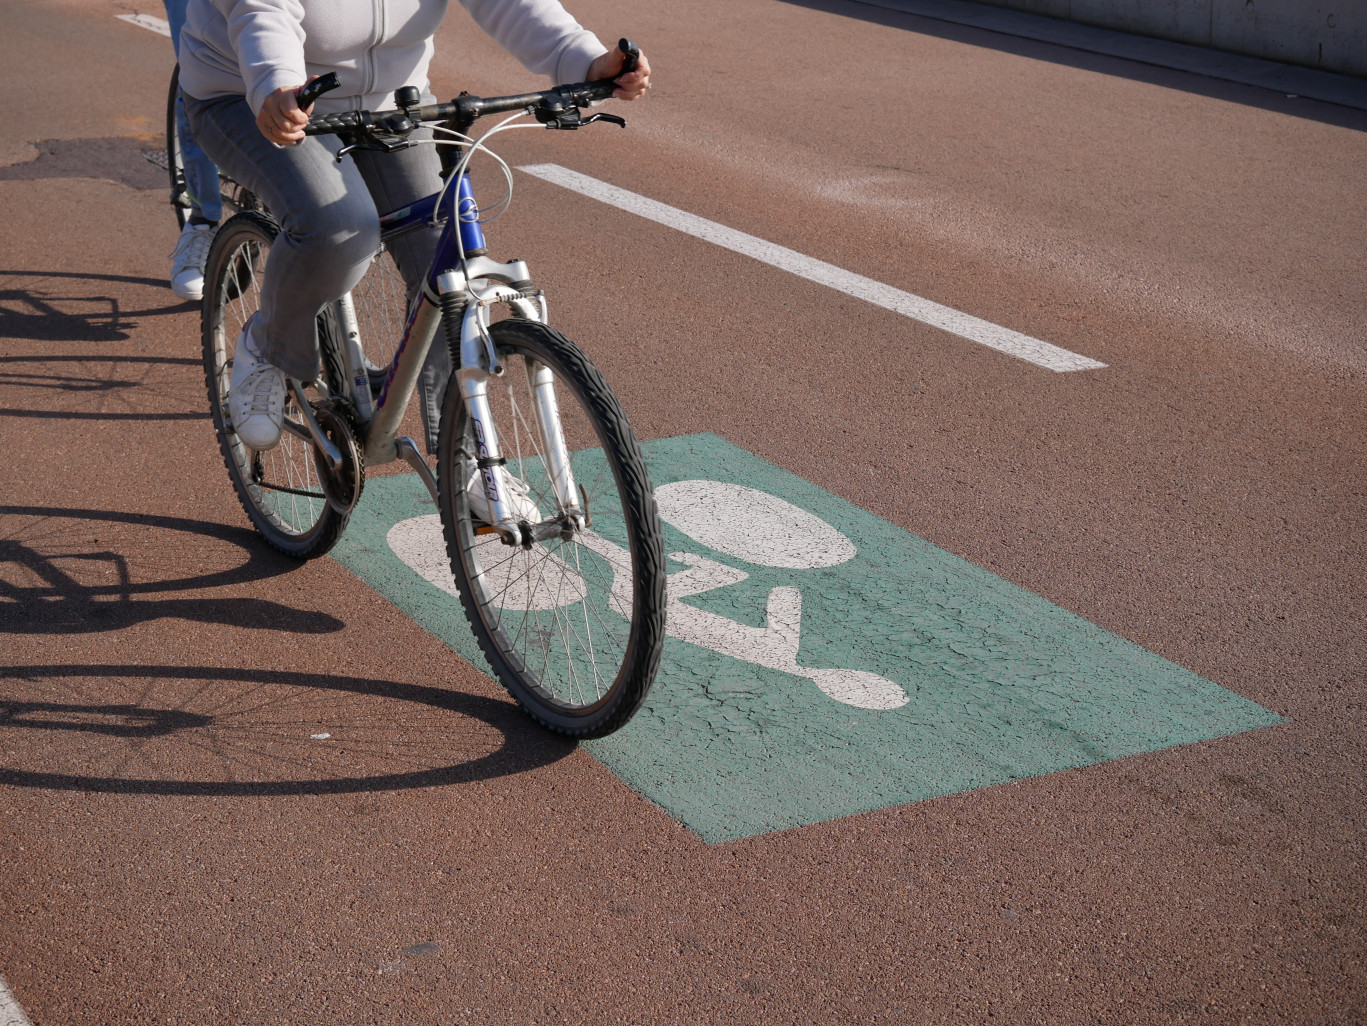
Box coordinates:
[2,0,1365,1022]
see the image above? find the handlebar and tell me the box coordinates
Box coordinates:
[304,38,640,142]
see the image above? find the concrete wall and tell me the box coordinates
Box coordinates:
[970,0,1367,76]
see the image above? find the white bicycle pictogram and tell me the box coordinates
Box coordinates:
[389,479,909,712]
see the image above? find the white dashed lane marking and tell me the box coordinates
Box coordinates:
[116,12,170,36]
[110,6,1103,375]
[519,163,1107,373]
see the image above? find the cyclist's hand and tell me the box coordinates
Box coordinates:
[257,83,312,145]
[586,47,651,100]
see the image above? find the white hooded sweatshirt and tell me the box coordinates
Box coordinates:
[177,0,606,115]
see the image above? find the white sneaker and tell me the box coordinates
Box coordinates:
[465,460,542,526]
[169,221,215,301]
[229,322,287,451]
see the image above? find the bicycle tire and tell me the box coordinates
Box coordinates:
[166,66,190,229]
[202,211,352,558]
[436,319,666,738]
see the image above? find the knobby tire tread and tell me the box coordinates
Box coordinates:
[437,319,665,739]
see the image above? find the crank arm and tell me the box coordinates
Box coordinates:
[287,381,343,472]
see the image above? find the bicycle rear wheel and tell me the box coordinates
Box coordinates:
[436,319,666,738]
[348,245,408,376]
[202,212,350,558]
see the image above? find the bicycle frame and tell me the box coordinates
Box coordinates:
[323,170,583,543]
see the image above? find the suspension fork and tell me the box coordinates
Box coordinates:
[437,272,583,537]
[524,358,583,526]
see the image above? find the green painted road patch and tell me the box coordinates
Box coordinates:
[332,433,1281,843]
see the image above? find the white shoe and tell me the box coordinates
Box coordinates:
[465,460,541,526]
[169,221,215,301]
[229,322,287,451]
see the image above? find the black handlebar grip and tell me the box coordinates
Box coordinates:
[617,38,640,76]
[298,72,341,111]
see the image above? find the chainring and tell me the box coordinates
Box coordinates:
[311,399,365,515]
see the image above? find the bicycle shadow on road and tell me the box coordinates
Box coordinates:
[0,504,342,636]
[0,664,571,795]
[0,353,207,421]
[0,269,193,344]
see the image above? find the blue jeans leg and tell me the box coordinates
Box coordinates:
[162,0,222,223]
[176,93,223,223]
[184,93,381,381]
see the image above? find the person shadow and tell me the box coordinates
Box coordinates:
[0,504,343,635]
[0,270,192,345]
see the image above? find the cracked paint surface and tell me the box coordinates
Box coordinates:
[331,433,1282,843]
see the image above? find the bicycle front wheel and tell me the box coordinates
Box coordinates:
[436,319,666,738]
[202,212,350,558]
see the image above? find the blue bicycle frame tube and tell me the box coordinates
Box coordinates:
[375,172,487,293]
[455,173,487,254]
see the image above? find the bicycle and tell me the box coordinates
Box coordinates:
[163,64,264,228]
[199,42,667,738]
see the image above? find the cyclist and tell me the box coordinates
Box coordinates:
[176,0,650,452]
[163,0,223,300]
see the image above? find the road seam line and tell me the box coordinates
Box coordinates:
[518,162,1105,372]
[116,12,170,36]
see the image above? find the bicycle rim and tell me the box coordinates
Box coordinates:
[348,245,408,373]
[202,212,347,557]
[437,320,665,738]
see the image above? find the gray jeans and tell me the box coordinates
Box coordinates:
[185,92,452,451]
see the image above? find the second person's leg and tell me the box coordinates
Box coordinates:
[163,0,223,300]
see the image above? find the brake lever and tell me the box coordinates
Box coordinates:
[537,100,627,130]
[333,110,419,159]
